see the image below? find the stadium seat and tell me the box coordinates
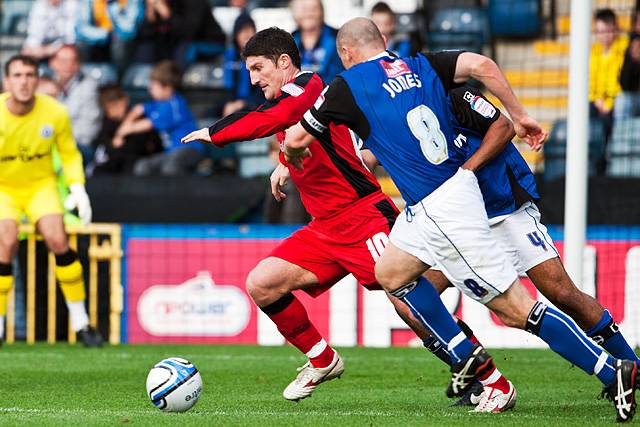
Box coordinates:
[608,118,640,177]
[427,8,488,53]
[236,137,274,178]
[543,119,606,181]
[488,0,541,38]
[183,62,226,90]
[183,60,229,119]
[122,63,153,104]
[1,0,32,35]
[82,63,118,86]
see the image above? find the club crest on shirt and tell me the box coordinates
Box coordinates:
[464,91,496,119]
[40,125,54,138]
[380,59,411,78]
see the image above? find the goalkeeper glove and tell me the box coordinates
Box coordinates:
[64,184,92,225]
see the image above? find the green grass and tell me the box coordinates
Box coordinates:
[0,344,630,426]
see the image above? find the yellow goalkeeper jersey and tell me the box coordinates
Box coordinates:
[0,93,84,188]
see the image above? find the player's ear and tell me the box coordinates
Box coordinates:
[278,54,291,70]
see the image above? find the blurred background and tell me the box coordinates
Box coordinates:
[1,0,639,348]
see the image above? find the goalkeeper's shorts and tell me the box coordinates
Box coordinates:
[0,179,63,223]
[269,193,399,297]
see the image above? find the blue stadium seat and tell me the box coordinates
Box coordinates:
[608,118,640,177]
[488,0,541,38]
[428,8,488,53]
[82,63,118,86]
[182,62,226,90]
[1,0,33,35]
[543,119,606,181]
[122,64,153,104]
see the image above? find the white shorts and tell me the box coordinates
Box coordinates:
[489,202,559,275]
[389,168,518,304]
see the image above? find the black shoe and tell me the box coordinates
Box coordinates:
[448,345,493,398]
[601,359,638,423]
[450,381,484,406]
[77,326,104,348]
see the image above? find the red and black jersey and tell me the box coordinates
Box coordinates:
[208,71,385,220]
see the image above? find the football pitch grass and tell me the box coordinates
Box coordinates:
[0,344,635,426]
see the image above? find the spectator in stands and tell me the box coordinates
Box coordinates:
[615,12,640,120]
[290,0,343,83]
[589,9,628,138]
[370,2,412,57]
[22,0,78,60]
[75,0,144,73]
[49,45,102,164]
[222,13,260,117]
[133,0,226,67]
[89,84,162,175]
[113,61,204,175]
[37,75,61,98]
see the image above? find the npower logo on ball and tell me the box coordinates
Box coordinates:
[137,272,251,337]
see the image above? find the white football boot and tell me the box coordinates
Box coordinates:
[283,351,344,401]
[473,380,517,413]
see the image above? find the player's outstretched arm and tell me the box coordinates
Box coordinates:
[181,128,211,144]
[361,149,379,171]
[462,114,515,172]
[453,52,548,151]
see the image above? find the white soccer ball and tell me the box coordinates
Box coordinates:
[146,357,203,412]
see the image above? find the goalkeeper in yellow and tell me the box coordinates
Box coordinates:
[0,55,102,347]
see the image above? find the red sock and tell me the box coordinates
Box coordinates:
[262,294,335,368]
[477,364,511,394]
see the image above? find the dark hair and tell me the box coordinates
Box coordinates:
[242,27,301,69]
[371,2,394,16]
[595,8,617,25]
[4,54,39,76]
[98,84,127,107]
[149,60,181,88]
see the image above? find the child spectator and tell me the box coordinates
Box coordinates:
[222,13,260,117]
[589,9,628,137]
[37,75,62,98]
[22,0,78,60]
[291,0,343,83]
[370,2,412,57]
[90,84,162,175]
[113,61,204,176]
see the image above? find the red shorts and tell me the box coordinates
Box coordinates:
[269,193,399,297]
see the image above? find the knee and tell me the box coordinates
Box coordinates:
[374,263,397,291]
[0,233,18,256]
[495,309,527,329]
[44,235,69,255]
[245,268,280,307]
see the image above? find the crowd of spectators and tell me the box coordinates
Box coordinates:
[6,0,417,183]
[586,8,640,175]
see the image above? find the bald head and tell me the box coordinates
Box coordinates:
[337,17,385,51]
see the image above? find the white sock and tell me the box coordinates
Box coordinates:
[305,339,328,359]
[478,367,502,386]
[0,315,4,339]
[66,301,89,331]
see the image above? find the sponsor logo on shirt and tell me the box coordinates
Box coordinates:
[281,83,305,97]
[40,125,54,138]
[380,59,411,78]
[463,91,496,119]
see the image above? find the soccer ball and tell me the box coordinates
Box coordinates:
[146,357,203,412]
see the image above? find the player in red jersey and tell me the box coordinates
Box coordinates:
[183,27,515,403]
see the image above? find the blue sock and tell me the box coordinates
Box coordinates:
[585,310,640,364]
[526,302,616,385]
[391,277,474,364]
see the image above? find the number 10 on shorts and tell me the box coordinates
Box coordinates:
[366,232,389,261]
